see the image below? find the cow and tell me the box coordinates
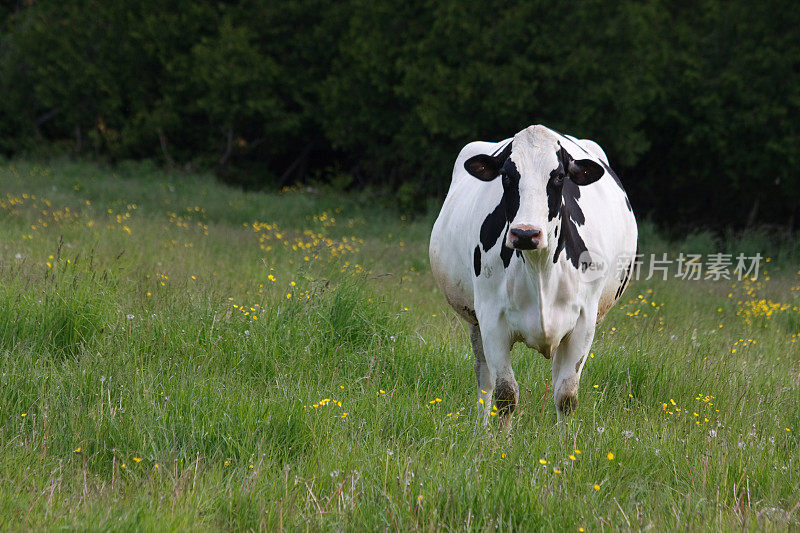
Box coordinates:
[429,124,637,427]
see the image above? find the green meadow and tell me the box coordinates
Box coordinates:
[1,160,798,531]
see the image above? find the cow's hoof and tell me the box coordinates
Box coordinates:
[495,377,519,417]
[557,394,578,416]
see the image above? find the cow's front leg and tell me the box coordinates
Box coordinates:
[478,321,517,430]
[551,308,595,424]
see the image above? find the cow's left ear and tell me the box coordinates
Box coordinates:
[567,159,604,186]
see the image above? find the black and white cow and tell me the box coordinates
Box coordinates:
[429,125,637,426]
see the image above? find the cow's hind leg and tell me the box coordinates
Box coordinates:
[470,323,493,426]
[551,308,595,424]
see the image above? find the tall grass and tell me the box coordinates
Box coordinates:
[0,160,798,530]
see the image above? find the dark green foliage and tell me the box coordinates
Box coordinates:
[0,0,798,230]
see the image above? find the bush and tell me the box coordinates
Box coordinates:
[0,0,798,231]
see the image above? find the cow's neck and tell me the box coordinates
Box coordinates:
[518,246,575,356]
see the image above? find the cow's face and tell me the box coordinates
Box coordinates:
[464,125,604,253]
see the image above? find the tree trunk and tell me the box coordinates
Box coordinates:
[35,108,60,128]
[219,125,234,168]
[745,196,759,229]
[158,129,176,167]
[75,125,83,153]
[278,141,313,187]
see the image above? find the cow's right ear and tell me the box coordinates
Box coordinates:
[464,155,501,181]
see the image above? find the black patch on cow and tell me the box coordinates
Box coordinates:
[549,144,591,269]
[500,228,513,267]
[473,245,481,277]
[477,156,521,269]
[615,260,633,299]
[598,159,624,191]
[500,159,521,223]
[553,181,591,269]
[491,141,512,158]
[547,173,563,221]
[549,128,632,214]
[598,159,633,212]
[479,202,506,252]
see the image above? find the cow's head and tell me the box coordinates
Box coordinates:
[464,125,604,252]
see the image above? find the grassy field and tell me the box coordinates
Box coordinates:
[1,159,799,531]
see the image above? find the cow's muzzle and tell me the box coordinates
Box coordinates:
[509,226,541,250]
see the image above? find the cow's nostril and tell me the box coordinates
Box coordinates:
[509,227,542,250]
[510,228,541,240]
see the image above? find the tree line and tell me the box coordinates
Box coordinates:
[1,1,798,231]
